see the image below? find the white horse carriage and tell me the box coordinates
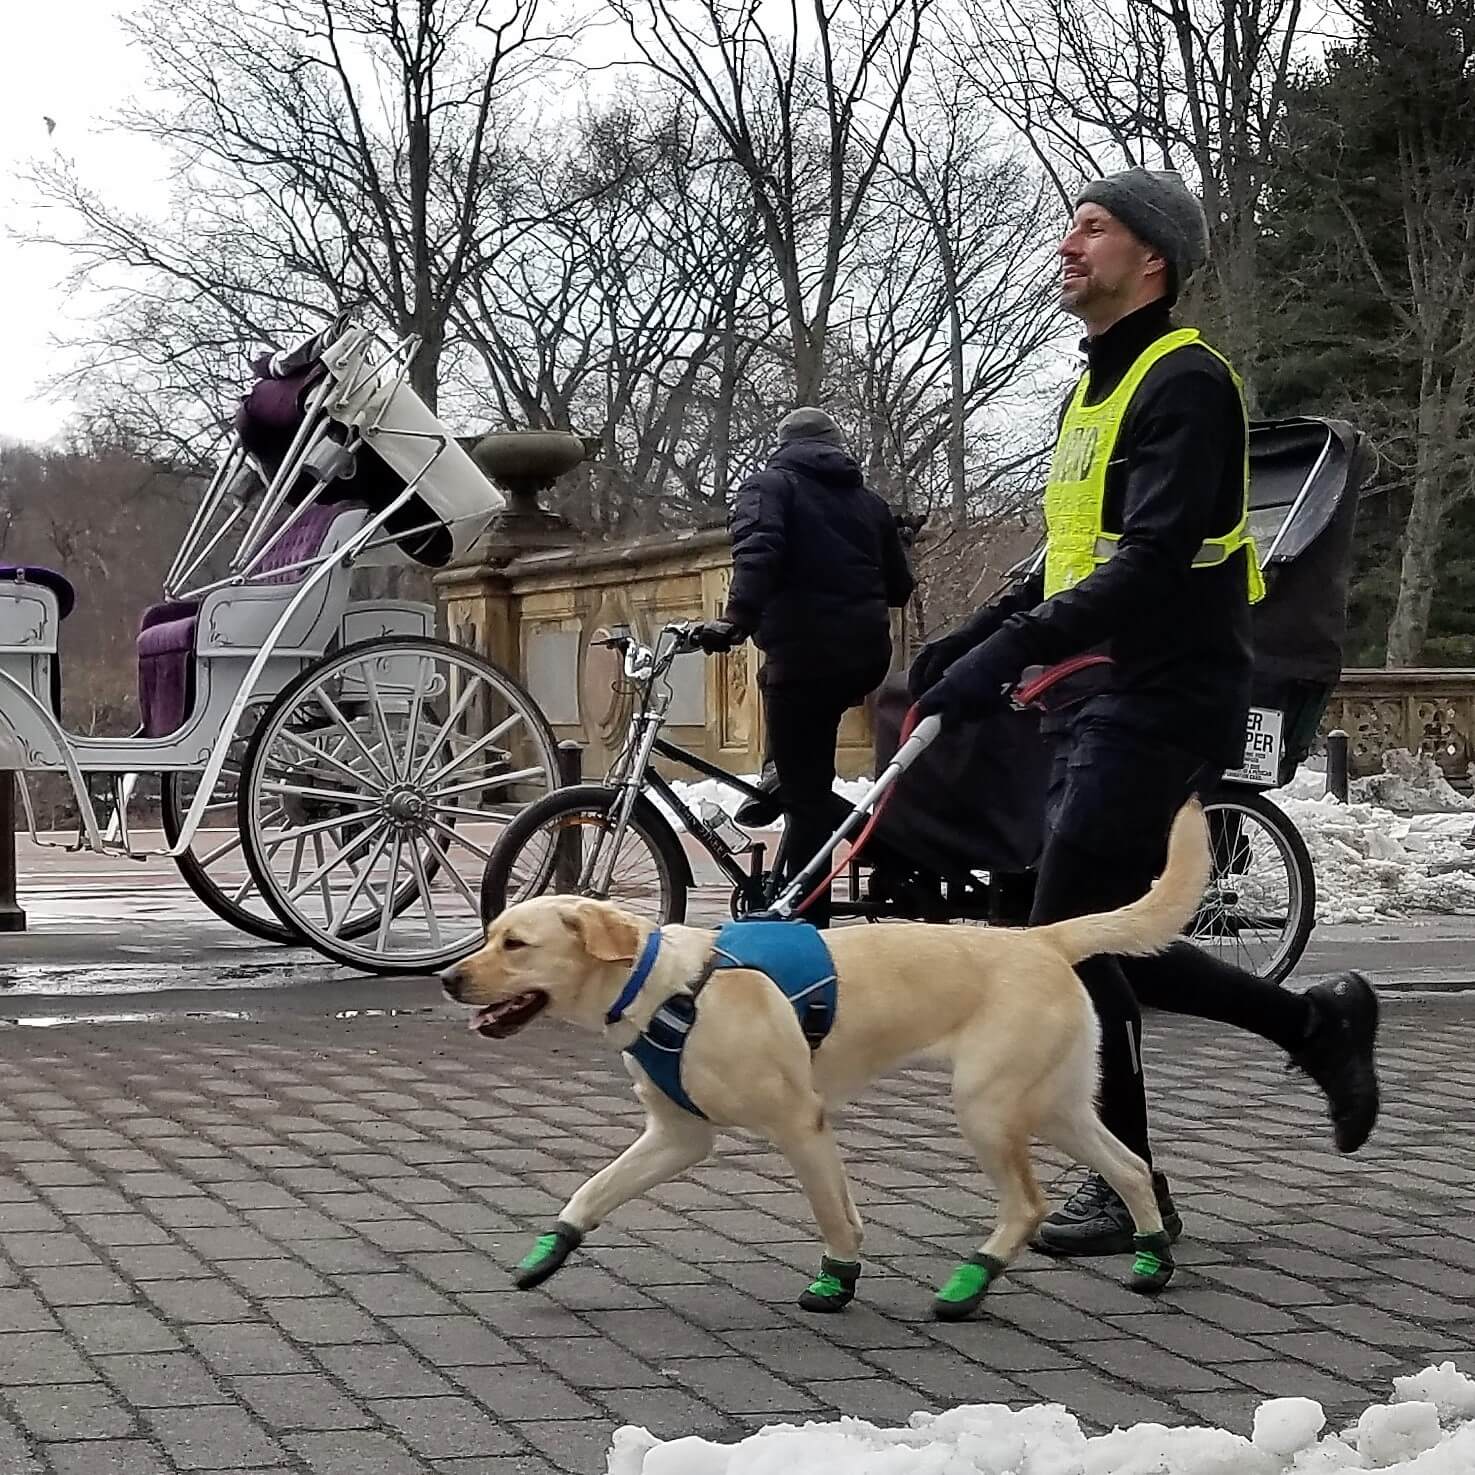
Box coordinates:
[0,316,565,973]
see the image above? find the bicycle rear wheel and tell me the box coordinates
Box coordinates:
[1190,787,1315,984]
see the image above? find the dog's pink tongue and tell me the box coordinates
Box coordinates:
[467,1007,496,1034]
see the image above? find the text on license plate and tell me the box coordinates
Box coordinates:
[1228,706,1284,787]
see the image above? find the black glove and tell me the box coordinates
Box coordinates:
[913,641,1017,722]
[692,619,747,654]
[908,628,982,698]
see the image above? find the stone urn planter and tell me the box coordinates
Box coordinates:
[471,430,587,515]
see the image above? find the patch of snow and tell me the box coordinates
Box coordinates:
[1266,757,1475,924]
[605,1363,1475,1475]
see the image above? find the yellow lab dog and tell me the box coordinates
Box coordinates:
[442,801,1210,1320]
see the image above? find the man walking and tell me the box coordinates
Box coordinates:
[695,408,914,927]
[909,168,1379,1255]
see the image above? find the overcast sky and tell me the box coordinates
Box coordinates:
[0,2,164,445]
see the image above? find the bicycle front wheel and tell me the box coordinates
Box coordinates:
[480,784,688,927]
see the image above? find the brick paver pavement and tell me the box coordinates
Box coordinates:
[0,993,1469,1472]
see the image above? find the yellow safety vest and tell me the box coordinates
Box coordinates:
[1042,327,1265,603]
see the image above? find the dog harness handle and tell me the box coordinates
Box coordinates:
[605,929,663,1025]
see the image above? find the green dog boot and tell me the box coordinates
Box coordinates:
[798,1255,861,1313]
[513,1220,585,1290]
[932,1252,1007,1321]
[1129,1230,1175,1295]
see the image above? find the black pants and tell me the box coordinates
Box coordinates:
[1027,718,1311,1166]
[762,668,882,928]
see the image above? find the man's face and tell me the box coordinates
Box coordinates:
[1057,203,1163,319]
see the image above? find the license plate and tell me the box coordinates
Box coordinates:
[1227,706,1284,787]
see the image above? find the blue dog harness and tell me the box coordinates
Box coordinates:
[606,921,838,1119]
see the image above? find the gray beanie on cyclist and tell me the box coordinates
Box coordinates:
[777,406,844,447]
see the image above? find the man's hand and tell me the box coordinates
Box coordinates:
[913,642,1016,722]
[908,628,982,697]
[691,619,747,654]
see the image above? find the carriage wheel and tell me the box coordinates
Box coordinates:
[161,704,297,943]
[164,702,427,947]
[238,636,558,974]
[1190,787,1316,985]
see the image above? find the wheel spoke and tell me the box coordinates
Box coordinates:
[261,802,383,849]
[287,818,390,904]
[360,663,403,784]
[261,778,384,807]
[425,815,492,865]
[428,767,547,803]
[313,687,393,787]
[285,834,307,894]
[420,710,524,789]
[408,678,483,785]
[310,832,335,921]
[196,830,245,869]
[405,836,443,949]
[279,724,389,793]
[419,830,482,913]
[376,833,406,953]
[328,828,392,937]
[398,656,430,781]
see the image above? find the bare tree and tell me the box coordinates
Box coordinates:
[610,0,935,402]
[452,93,790,530]
[1337,0,1475,664]
[25,0,567,437]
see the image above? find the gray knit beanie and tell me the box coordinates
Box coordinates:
[777,406,844,447]
[1075,168,1210,291]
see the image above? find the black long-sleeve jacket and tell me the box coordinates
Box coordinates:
[723,438,915,685]
[951,300,1253,767]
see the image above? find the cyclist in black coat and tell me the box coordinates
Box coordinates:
[694,407,914,926]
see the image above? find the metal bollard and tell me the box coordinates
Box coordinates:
[556,741,583,789]
[0,773,26,932]
[553,742,584,892]
[1326,729,1349,804]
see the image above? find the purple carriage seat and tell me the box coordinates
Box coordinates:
[136,501,351,739]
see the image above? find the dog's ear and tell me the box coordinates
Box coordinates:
[562,901,642,963]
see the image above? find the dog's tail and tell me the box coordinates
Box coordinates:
[1032,800,1212,967]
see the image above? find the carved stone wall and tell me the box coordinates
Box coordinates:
[438,529,903,781]
[1322,670,1475,785]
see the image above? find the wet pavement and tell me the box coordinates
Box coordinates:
[0,834,1471,1471]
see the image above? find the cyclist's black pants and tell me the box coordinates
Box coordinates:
[1027,718,1312,1166]
[762,667,881,929]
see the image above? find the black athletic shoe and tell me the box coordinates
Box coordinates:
[1290,972,1380,1153]
[1031,1171,1183,1257]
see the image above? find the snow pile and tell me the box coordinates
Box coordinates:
[1269,756,1475,923]
[606,1362,1475,1474]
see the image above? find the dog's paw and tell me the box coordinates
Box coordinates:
[797,1256,861,1313]
[931,1252,1007,1321]
[513,1220,584,1290]
[1128,1231,1174,1295]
